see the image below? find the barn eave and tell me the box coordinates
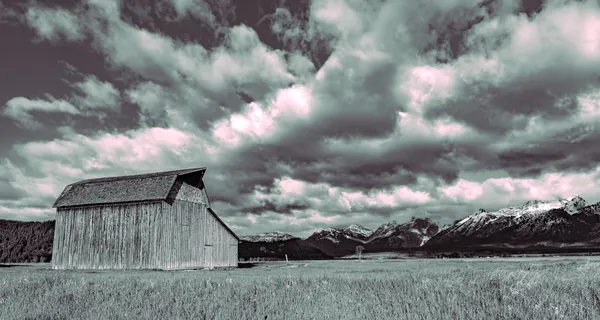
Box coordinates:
[54,199,165,210]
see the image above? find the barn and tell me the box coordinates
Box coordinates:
[51,167,239,270]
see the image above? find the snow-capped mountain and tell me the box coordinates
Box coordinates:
[369,221,401,240]
[345,224,373,239]
[240,196,600,260]
[561,195,588,214]
[454,196,587,227]
[425,197,600,249]
[305,227,367,256]
[305,218,438,256]
[240,232,298,243]
[368,218,439,248]
[307,225,373,243]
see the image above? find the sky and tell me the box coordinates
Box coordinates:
[1,0,600,238]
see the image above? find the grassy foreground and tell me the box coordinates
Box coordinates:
[2,257,600,320]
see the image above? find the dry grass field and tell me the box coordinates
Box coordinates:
[2,257,600,320]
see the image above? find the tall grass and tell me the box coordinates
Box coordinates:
[1,258,600,319]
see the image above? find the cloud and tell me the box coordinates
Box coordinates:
[0,0,18,22]
[82,6,296,128]
[311,0,366,39]
[71,75,121,110]
[419,1,600,129]
[6,0,600,237]
[168,0,216,21]
[24,5,85,42]
[2,75,121,130]
[246,177,433,216]
[440,167,600,211]
[14,127,202,180]
[0,160,28,201]
[0,159,56,221]
[3,96,80,130]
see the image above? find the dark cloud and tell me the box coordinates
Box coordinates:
[519,0,544,18]
[426,71,598,135]
[118,0,331,70]
[0,181,27,200]
[421,0,501,63]
[494,125,600,176]
[241,199,310,215]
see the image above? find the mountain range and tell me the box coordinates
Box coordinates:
[240,195,600,259]
[239,218,439,258]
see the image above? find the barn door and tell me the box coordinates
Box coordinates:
[203,245,213,269]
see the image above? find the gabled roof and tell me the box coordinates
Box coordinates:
[53,168,206,208]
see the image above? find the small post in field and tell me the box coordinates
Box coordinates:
[285,254,288,263]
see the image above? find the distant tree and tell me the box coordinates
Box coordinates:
[355,245,365,260]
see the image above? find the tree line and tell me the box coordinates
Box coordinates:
[0,219,54,263]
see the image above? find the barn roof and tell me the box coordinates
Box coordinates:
[53,168,206,208]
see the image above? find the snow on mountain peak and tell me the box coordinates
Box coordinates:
[322,227,341,234]
[240,232,297,243]
[345,224,373,237]
[560,195,588,214]
[380,220,399,229]
[456,196,590,226]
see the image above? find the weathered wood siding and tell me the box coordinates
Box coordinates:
[175,181,209,203]
[170,180,237,268]
[52,179,238,270]
[52,201,166,270]
[167,200,237,268]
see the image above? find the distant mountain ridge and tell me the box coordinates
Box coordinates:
[425,196,600,249]
[241,196,600,258]
[286,218,438,257]
[240,219,439,257]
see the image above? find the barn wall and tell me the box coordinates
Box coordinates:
[168,199,237,269]
[52,201,166,270]
[51,180,237,270]
[171,179,236,268]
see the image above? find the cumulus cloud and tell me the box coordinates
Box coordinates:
[4,0,600,236]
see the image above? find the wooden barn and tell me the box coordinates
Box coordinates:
[51,167,239,270]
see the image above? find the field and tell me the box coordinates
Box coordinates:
[2,257,600,320]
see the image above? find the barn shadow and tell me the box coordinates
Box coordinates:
[237,262,258,269]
